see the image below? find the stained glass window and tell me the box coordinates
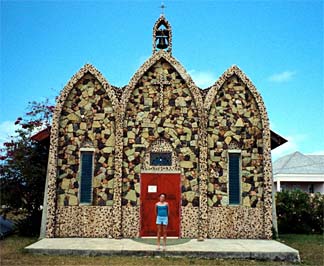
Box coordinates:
[150,152,172,166]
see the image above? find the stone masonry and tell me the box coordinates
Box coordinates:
[122,59,200,207]
[43,15,273,239]
[207,75,264,208]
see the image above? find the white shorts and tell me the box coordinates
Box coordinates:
[156,216,168,225]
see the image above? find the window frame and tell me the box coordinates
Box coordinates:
[79,147,95,206]
[228,150,242,206]
[150,152,172,166]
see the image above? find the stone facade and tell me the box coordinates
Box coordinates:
[57,74,116,207]
[43,15,273,240]
[207,75,264,208]
[122,59,200,207]
[55,206,113,237]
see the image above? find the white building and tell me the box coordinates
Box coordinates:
[273,152,324,194]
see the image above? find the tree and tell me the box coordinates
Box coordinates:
[0,100,54,236]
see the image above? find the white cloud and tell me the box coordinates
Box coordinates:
[271,134,307,161]
[0,121,19,148]
[189,70,217,88]
[268,70,296,83]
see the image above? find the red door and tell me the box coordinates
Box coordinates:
[140,173,181,237]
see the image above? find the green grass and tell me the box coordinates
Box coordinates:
[278,234,324,266]
[0,234,323,266]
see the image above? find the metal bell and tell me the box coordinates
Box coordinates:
[157,36,168,49]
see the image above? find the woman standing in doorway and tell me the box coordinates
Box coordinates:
[155,193,169,251]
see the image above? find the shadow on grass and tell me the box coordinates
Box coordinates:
[132,238,190,246]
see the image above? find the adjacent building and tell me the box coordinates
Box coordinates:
[273,151,324,194]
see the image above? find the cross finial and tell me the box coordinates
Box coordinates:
[152,73,171,110]
[160,2,166,16]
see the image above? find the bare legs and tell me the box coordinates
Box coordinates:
[157,224,161,250]
[157,224,167,250]
[162,225,167,250]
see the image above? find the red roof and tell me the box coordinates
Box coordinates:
[31,127,51,142]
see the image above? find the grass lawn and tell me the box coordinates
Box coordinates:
[0,234,323,266]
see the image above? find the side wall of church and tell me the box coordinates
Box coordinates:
[54,73,116,237]
[206,75,265,238]
[205,68,272,239]
[207,75,264,208]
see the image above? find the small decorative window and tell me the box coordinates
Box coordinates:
[150,152,172,166]
[228,152,241,205]
[80,151,94,204]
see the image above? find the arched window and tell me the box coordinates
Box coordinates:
[79,148,95,204]
[228,151,241,205]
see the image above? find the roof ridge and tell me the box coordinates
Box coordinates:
[299,153,323,166]
[306,154,324,160]
[277,161,324,170]
[273,151,324,174]
[276,151,301,172]
[305,154,318,165]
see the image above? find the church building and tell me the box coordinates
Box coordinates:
[42,15,285,239]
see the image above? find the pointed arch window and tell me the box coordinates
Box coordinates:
[228,151,241,205]
[79,148,95,204]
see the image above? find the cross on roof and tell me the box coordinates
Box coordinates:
[160,2,166,16]
[152,74,171,110]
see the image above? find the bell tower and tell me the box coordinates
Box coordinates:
[152,14,172,54]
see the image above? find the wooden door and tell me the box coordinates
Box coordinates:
[140,173,180,237]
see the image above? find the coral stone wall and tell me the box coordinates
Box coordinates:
[57,74,115,207]
[207,75,264,208]
[45,56,272,239]
[181,206,199,238]
[55,206,113,237]
[122,59,200,207]
[207,207,265,238]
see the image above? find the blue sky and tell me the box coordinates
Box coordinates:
[1,0,323,161]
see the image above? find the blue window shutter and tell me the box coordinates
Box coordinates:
[229,153,240,205]
[80,152,93,204]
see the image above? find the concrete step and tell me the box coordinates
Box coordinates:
[25,238,300,262]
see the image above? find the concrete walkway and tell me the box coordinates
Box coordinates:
[25,238,300,262]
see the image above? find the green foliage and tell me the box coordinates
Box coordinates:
[276,190,324,234]
[0,140,48,212]
[15,210,43,237]
[0,100,53,236]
